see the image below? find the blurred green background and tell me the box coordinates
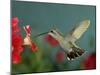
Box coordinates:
[12,1,96,74]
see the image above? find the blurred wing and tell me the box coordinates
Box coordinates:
[66,20,90,42]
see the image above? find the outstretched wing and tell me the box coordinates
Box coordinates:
[65,19,90,42]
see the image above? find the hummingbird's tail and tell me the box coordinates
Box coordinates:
[66,47,85,60]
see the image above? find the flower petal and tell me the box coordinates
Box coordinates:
[12,50,21,64]
[30,43,38,52]
[23,25,31,36]
[23,36,38,52]
[12,17,19,27]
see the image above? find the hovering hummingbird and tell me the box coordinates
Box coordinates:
[36,19,90,60]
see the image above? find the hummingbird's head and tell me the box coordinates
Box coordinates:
[48,29,63,41]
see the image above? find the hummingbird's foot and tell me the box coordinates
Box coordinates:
[66,47,85,60]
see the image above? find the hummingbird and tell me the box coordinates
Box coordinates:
[36,19,90,60]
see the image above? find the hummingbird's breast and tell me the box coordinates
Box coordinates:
[59,40,72,52]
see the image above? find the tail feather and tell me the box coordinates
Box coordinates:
[66,47,85,60]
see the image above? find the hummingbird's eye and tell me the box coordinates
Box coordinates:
[50,30,54,33]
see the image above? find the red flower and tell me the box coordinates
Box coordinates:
[30,42,38,52]
[44,34,59,46]
[12,17,19,27]
[82,52,96,69]
[12,17,23,54]
[12,50,21,64]
[23,25,38,52]
[12,17,23,64]
[56,51,65,62]
[12,17,20,33]
[12,17,38,64]
[12,34,23,48]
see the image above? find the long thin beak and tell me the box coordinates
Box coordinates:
[34,32,48,38]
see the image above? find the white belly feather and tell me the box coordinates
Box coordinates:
[59,40,72,52]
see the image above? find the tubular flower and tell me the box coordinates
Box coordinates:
[12,17,23,64]
[23,25,31,36]
[23,25,38,52]
[12,50,21,64]
[12,16,19,26]
[12,17,20,33]
[44,34,59,47]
